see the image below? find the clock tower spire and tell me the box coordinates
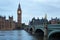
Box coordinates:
[18,3,21,11]
[17,3,22,29]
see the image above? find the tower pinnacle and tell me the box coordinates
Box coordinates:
[18,3,20,9]
[18,3,21,11]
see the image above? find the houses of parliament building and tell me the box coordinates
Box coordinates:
[0,3,22,30]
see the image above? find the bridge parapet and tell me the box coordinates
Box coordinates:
[48,24,60,28]
[48,24,60,31]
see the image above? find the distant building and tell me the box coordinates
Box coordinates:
[29,17,48,25]
[49,17,60,24]
[29,14,48,25]
[29,17,60,25]
[0,3,22,30]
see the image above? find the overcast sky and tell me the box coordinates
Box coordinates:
[0,0,60,25]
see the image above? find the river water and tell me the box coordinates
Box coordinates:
[0,30,43,40]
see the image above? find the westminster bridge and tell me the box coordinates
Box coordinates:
[24,24,60,40]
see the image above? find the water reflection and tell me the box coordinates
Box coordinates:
[0,30,43,40]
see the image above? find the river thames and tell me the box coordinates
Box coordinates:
[0,30,43,40]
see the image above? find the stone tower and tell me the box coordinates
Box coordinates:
[17,3,22,29]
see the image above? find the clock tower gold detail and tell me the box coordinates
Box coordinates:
[18,11,21,14]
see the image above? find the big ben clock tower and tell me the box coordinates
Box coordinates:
[17,3,22,29]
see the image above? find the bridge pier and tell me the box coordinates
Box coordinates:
[32,31,35,34]
[44,24,48,40]
[28,27,35,34]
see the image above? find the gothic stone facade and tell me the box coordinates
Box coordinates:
[0,16,15,30]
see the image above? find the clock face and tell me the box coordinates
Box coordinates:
[18,11,21,14]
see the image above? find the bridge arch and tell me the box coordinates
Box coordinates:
[35,29,44,36]
[48,30,60,40]
[30,28,33,32]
